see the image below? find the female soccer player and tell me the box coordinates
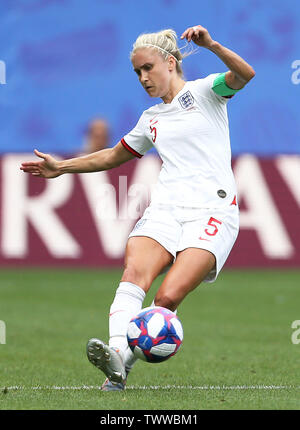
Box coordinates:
[20,25,255,391]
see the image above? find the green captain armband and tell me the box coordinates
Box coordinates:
[212,73,241,97]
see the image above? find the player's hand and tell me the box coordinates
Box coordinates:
[20,149,61,178]
[180,25,214,49]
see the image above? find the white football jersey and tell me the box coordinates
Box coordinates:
[122,73,238,208]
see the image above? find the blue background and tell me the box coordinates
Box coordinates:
[0,0,299,156]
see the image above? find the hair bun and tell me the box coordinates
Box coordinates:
[131,28,183,76]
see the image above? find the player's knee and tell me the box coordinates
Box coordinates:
[121,266,151,292]
[154,292,178,312]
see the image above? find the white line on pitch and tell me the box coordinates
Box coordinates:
[1,385,299,391]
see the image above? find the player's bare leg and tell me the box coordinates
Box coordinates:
[87,236,173,391]
[120,236,173,290]
[154,248,216,311]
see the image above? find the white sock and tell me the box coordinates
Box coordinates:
[109,282,145,370]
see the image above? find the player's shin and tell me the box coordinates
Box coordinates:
[109,282,146,369]
[151,299,177,315]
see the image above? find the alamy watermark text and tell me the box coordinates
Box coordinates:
[0,320,6,344]
[0,61,6,84]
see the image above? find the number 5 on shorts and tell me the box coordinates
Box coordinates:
[205,217,222,236]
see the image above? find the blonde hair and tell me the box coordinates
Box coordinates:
[130,29,196,77]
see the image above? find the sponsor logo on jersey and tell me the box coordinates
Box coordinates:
[133,218,147,231]
[217,189,227,198]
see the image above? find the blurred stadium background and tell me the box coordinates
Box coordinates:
[0,0,300,410]
[0,0,299,269]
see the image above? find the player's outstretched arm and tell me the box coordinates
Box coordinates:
[20,141,136,178]
[181,25,255,89]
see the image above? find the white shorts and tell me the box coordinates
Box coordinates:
[128,204,239,283]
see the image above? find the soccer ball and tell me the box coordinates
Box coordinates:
[127,306,183,363]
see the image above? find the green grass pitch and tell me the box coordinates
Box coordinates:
[0,268,299,410]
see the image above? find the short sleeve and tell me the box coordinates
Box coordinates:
[121,112,153,158]
[192,73,230,105]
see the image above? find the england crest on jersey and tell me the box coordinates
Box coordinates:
[179,91,194,109]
